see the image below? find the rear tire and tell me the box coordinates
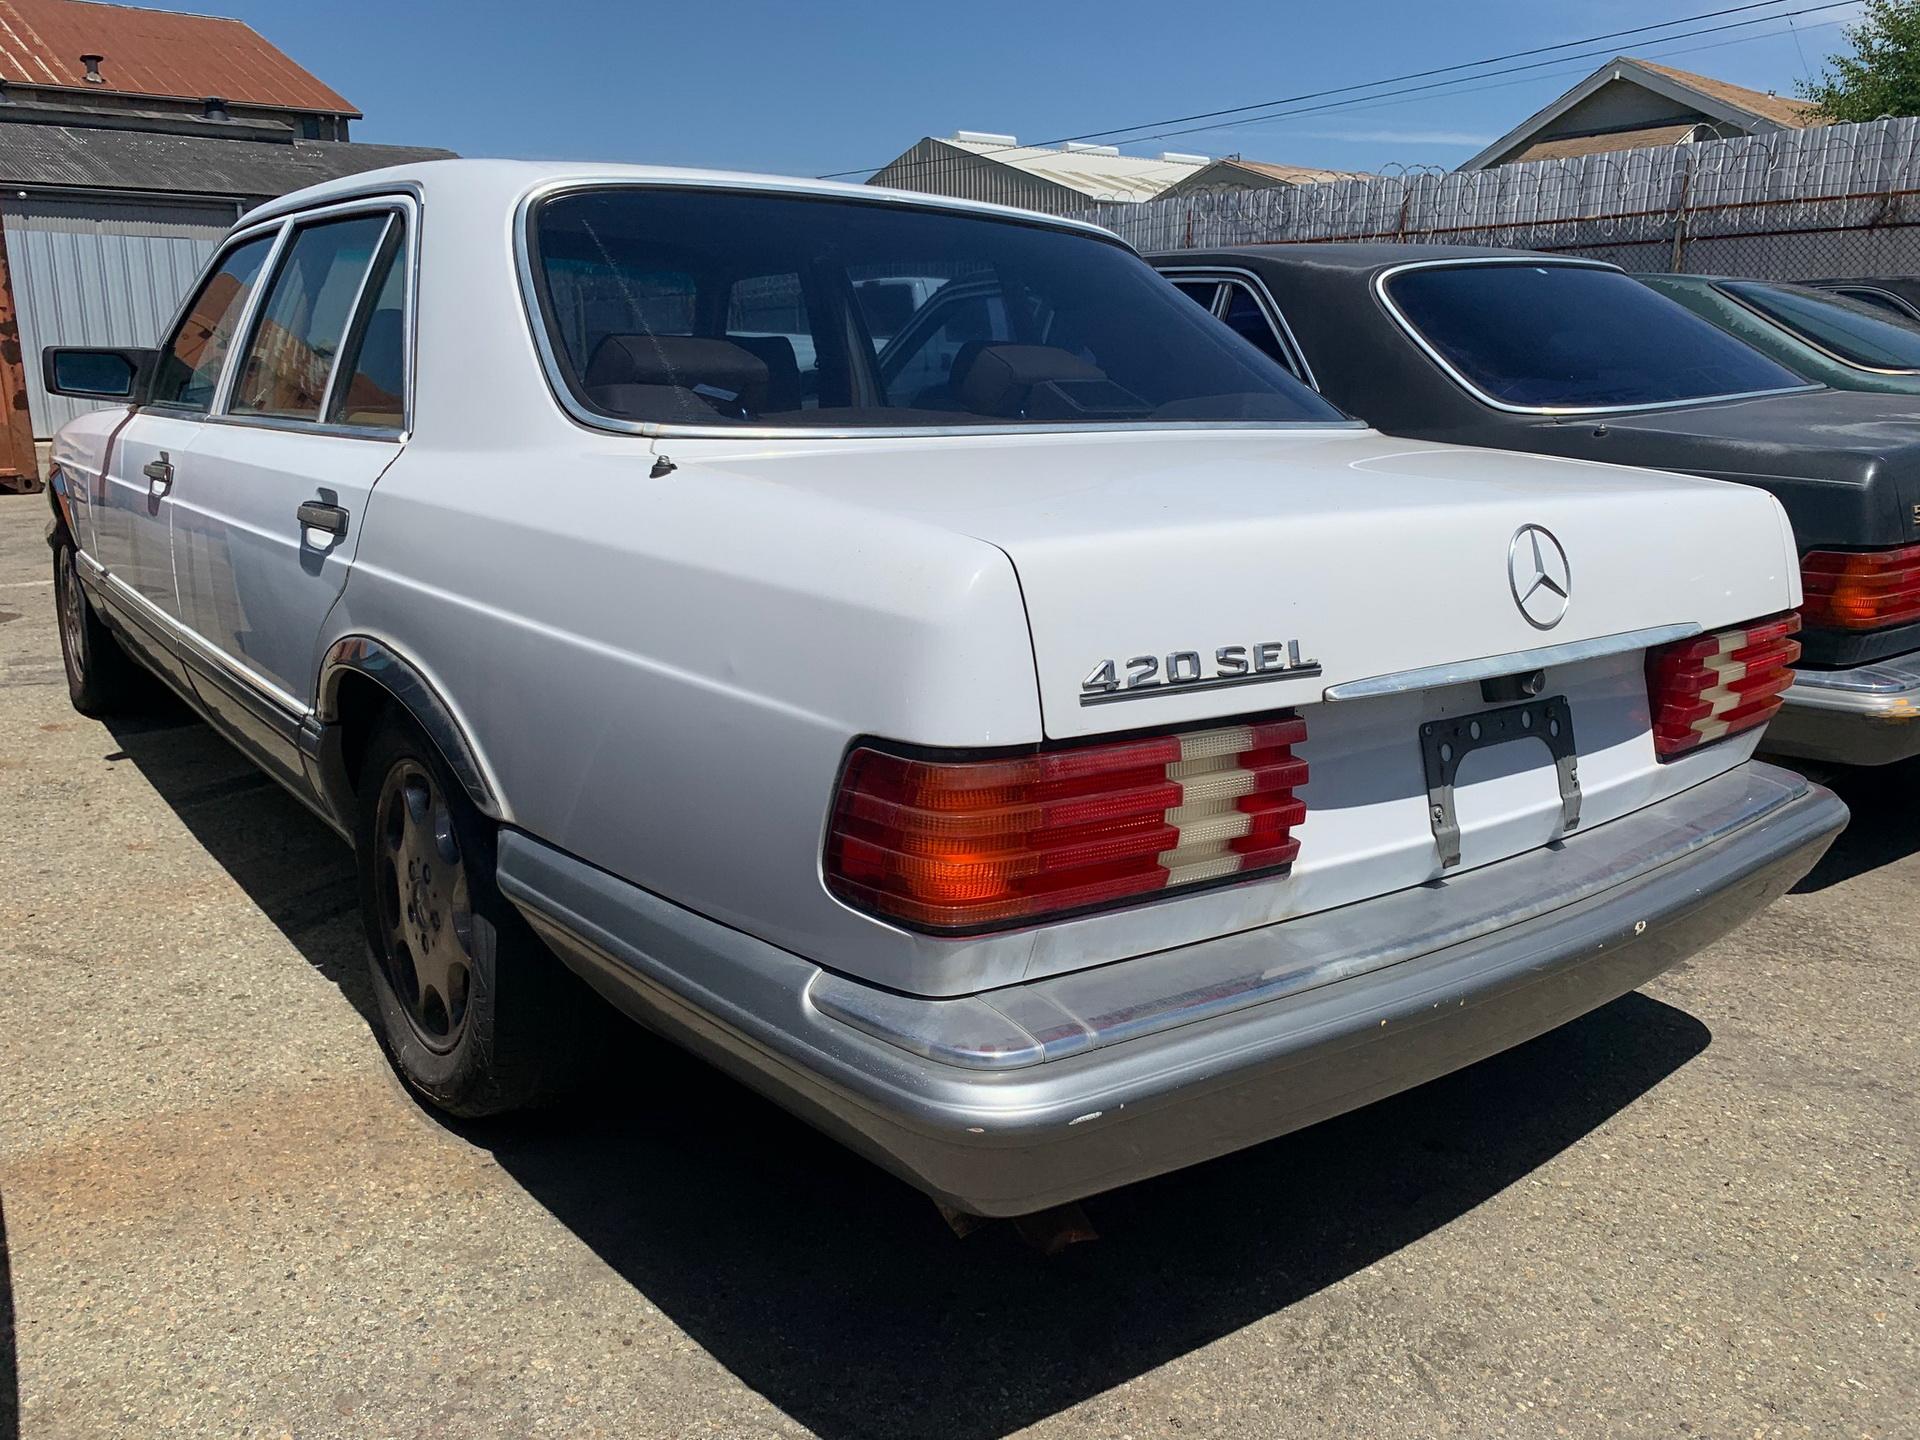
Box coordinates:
[53,535,144,716]
[354,711,598,1116]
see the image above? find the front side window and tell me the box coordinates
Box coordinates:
[1722,280,1920,372]
[528,187,1345,429]
[230,214,390,421]
[148,234,275,411]
[1386,262,1805,410]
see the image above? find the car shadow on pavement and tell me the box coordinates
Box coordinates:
[1,1195,18,1440]
[1788,758,1920,894]
[478,992,1708,1440]
[108,709,1909,1440]
[101,706,376,1025]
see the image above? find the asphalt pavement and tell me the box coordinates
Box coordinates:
[0,491,1913,1439]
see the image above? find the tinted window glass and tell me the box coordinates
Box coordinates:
[231,214,389,420]
[531,188,1343,428]
[1172,280,1222,309]
[1220,283,1292,370]
[1831,287,1918,320]
[149,235,274,411]
[1723,280,1920,371]
[1388,263,1803,409]
[328,234,406,428]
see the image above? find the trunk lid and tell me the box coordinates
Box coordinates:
[691,427,1793,738]
[1562,387,1920,549]
[690,426,1798,976]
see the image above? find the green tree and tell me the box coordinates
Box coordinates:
[1799,0,1920,122]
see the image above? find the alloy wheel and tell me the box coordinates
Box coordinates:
[57,548,87,685]
[373,758,475,1052]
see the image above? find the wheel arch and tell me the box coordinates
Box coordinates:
[312,636,504,825]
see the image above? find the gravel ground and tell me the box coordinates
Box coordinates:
[0,490,1914,1439]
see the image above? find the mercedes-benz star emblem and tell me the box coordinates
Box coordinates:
[1508,524,1571,630]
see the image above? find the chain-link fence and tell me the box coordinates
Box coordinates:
[1063,117,1920,279]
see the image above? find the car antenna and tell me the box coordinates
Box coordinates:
[650,453,677,478]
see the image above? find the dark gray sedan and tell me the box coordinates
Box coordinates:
[1153,244,1920,767]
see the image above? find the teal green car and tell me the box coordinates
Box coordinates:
[1637,273,1920,395]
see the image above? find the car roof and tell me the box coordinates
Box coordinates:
[1145,241,1580,271]
[237,156,1125,244]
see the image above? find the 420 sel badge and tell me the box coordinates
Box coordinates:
[1081,640,1323,705]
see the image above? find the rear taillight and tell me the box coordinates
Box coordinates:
[1645,613,1801,760]
[825,716,1307,933]
[1800,544,1920,630]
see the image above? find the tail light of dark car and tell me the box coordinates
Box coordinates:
[1799,544,1920,630]
[825,716,1307,933]
[1645,614,1801,760]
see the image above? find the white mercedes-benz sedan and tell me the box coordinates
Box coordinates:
[39,160,1845,1218]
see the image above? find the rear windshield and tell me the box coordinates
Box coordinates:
[1386,262,1805,410]
[1721,280,1920,371]
[526,187,1345,430]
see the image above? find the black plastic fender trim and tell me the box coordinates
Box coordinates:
[313,636,501,819]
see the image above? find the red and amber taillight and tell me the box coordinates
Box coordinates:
[1645,614,1801,760]
[825,716,1308,933]
[1800,544,1920,630]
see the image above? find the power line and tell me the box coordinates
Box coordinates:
[820,0,1844,181]
[1237,15,1847,138]
[1106,1,1852,154]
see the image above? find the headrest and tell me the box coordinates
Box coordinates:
[583,334,770,415]
[952,343,1105,417]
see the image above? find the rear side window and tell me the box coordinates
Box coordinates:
[230,214,390,421]
[1219,282,1295,373]
[1830,287,1918,320]
[1387,263,1804,410]
[148,235,274,411]
[1722,280,1920,372]
[327,233,407,428]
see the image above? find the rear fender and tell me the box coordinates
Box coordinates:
[311,636,502,827]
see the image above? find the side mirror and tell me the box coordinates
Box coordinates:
[42,346,156,401]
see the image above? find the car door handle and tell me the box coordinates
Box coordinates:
[142,453,173,495]
[296,500,350,537]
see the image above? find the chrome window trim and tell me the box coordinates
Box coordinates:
[1154,264,1320,389]
[1321,621,1703,701]
[1712,279,1920,377]
[208,219,293,416]
[511,177,1366,440]
[211,194,420,437]
[1372,256,1822,417]
[141,219,289,419]
[319,212,398,422]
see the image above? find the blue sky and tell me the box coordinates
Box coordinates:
[189,0,1861,175]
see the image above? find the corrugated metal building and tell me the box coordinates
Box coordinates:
[0,0,452,488]
[868,132,1223,213]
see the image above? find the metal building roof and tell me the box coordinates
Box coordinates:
[0,0,358,116]
[0,118,455,199]
[934,134,1213,203]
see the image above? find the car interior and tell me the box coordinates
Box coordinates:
[529,188,1337,429]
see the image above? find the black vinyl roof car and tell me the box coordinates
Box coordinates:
[1152,244,1920,766]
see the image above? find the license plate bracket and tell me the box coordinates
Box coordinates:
[1420,695,1580,870]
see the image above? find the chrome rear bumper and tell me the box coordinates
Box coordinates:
[1768,654,1920,767]
[499,761,1845,1217]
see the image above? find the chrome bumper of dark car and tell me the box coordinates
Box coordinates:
[496,761,1845,1217]
[1767,653,1920,767]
